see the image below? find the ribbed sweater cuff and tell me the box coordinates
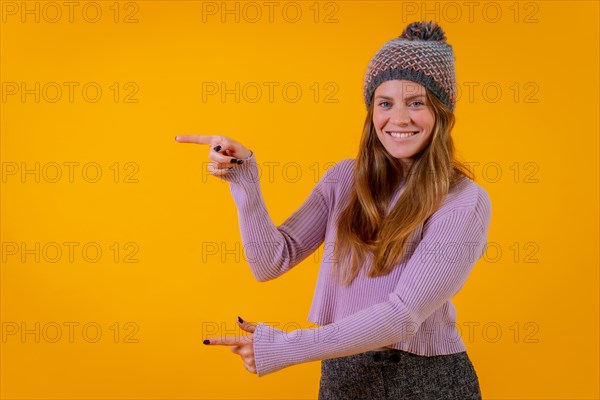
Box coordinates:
[252,323,307,377]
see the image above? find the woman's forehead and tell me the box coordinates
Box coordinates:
[375,80,426,96]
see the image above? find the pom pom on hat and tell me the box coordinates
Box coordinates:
[400,20,447,41]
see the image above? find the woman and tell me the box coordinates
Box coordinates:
[177,20,490,400]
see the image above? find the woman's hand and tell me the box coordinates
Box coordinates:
[175,135,252,177]
[203,317,258,374]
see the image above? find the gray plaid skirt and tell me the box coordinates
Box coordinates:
[318,349,482,400]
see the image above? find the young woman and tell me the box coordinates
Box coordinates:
[177,20,491,400]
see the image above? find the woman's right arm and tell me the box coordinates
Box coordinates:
[176,135,336,282]
[221,151,334,282]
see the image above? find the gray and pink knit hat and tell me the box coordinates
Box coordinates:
[363,21,457,112]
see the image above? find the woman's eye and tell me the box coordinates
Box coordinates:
[410,101,424,106]
[379,101,391,107]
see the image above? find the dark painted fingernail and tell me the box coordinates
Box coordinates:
[237,316,244,323]
[203,339,210,345]
[231,158,238,163]
[213,145,221,152]
[236,159,244,165]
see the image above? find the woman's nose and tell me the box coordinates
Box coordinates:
[391,106,411,125]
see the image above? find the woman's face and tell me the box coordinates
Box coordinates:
[372,80,435,169]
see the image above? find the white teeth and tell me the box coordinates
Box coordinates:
[389,131,417,138]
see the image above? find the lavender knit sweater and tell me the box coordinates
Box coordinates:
[221,153,492,377]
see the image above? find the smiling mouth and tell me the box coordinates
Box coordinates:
[386,131,418,138]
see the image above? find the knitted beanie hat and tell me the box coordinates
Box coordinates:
[363,20,457,112]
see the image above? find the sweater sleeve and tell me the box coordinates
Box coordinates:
[221,153,334,282]
[252,192,492,377]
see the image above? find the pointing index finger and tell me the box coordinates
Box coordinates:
[204,336,249,346]
[175,135,216,145]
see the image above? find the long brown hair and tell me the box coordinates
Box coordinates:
[331,88,474,286]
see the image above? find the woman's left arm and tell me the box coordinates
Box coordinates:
[249,193,491,376]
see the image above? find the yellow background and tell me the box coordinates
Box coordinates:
[1,1,598,399]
